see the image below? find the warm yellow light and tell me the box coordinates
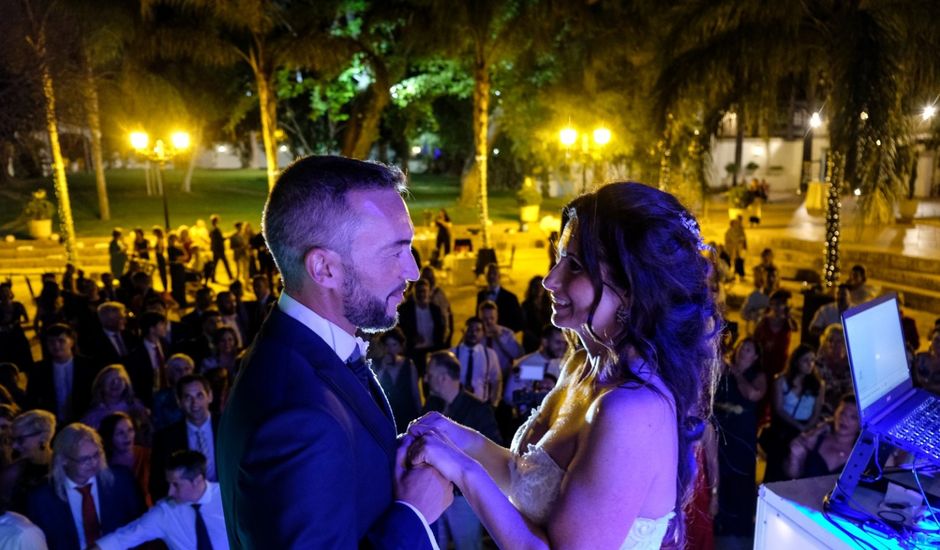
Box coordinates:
[923,105,937,121]
[593,128,612,146]
[171,131,191,150]
[809,112,822,129]
[559,127,578,147]
[130,131,149,150]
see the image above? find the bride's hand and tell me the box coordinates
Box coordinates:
[408,412,478,452]
[407,429,475,485]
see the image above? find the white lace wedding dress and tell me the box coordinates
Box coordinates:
[508,409,675,549]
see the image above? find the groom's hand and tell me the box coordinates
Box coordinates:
[394,434,453,523]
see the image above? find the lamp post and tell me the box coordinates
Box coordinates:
[130,131,190,230]
[559,125,611,194]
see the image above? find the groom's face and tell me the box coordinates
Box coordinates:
[343,189,419,333]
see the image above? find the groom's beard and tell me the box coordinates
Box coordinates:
[343,261,398,333]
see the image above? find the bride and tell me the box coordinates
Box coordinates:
[407,182,720,549]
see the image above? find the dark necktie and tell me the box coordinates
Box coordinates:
[76,484,100,546]
[346,347,371,391]
[192,503,213,550]
[464,347,475,393]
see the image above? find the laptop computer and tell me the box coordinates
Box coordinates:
[842,292,940,465]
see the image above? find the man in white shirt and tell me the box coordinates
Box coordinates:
[477,300,523,376]
[93,450,228,550]
[0,510,47,550]
[809,283,850,338]
[451,317,502,406]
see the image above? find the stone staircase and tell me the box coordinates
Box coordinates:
[0,237,112,279]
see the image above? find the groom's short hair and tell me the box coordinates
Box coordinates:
[262,156,407,294]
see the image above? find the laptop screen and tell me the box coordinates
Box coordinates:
[843,295,910,413]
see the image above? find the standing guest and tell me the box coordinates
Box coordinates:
[451,317,502,406]
[434,209,452,259]
[407,182,720,548]
[178,227,194,259]
[421,266,453,347]
[98,412,151,506]
[375,328,422,433]
[98,273,117,303]
[712,338,766,541]
[82,302,136,369]
[32,281,66,338]
[752,248,776,287]
[520,276,551,353]
[423,351,501,550]
[208,215,233,284]
[244,276,276,344]
[152,227,168,292]
[218,156,450,548]
[0,283,32,371]
[132,229,150,262]
[740,266,778,333]
[125,311,170,408]
[151,375,219,500]
[199,326,241,376]
[25,423,145,550]
[241,222,258,276]
[177,310,221,368]
[167,234,188,308]
[761,345,825,482]
[809,284,850,338]
[91,450,229,550]
[914,326,940,394]
[723,216,747,281]
[476,264,524,333]
[108,229,128,278]
[152,354,195,432]
[398,278,446,376]
[478,300,523,378]
[179,287,215,342]
[230,222,250,283]
[814,324,851,415]
[27,324,100,423]
[247,228,275,288]
[80,366,151,436]
[752,289,798,381]
[845,264,877,307]
[1,411,55,512]
[215,291,247,349]
[785,394,860,479]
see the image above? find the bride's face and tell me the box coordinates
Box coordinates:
[543,221,623,343]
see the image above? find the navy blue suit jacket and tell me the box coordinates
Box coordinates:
[25,466,145,550]
[218,307,434,549]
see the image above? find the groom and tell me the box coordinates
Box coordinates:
[218,156,452,548]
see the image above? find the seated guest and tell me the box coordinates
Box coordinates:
[98,412,151,506]
[476,263,524,332]
[374,329,422,433]
[25,423,145,550]
[151,375,219,500]
[152,354,195,431]
[477,300,523,378]
[422,351,501,550]
[80,366,151,442]
[91,450,228,550]
[761,345,825,482]
[785,394,860,479]
[27,324,101,423]
[1,410,55,512]
[199,326,241,376]
[397,279,446,376]
[845,264,877,307]
[914,326,940,394]
[450,317,502,406]
[125,311,170,408]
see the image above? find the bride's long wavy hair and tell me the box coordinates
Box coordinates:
[561,182,721,547]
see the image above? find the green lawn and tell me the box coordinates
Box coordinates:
[1,169,569,238]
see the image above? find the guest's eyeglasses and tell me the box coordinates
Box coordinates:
[67,451,101,467]
[11,432,42,445]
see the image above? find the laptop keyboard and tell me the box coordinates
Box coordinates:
[888,396,940,461]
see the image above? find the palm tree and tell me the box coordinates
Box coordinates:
[142,0,354,191]
[655,0,940,286]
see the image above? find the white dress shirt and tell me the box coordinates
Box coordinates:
[186,418,216,481]
[452,343,502,403]
[64,476,100,550]
[277,292,438,550]
[0,512,47,550]
[96,482,229,550]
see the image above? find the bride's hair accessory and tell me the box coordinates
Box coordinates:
[679,212,708,252]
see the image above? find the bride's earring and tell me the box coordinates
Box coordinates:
[615,305,629,325]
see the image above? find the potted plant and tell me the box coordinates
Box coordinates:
[23,189,55,239]
[516,176,542,229]
[897,157,920,222]
[745,161,760,176]
[727,185,754,220]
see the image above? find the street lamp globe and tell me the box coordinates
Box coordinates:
[559,127,578,147]
[922,105,937,121]
[171,131,191,150]
[130,131,149,150]
[809,112,823,129]
[593,127,611,146]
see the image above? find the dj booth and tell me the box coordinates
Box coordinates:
[755,469,940,549]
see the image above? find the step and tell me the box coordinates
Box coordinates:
[868,278,940,314]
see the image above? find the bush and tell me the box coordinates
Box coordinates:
[728,185,755,209]
[516,177,542,207]
[23,191,55,220]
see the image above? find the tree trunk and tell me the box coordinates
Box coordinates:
[342,55,391,159]
[82,52,109,221]
[733,107,744,186]
[253,52,279,191]
[470,59,491,249]
[823,150,845,288]
[182,126,201,193]
[38,42,77,262]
